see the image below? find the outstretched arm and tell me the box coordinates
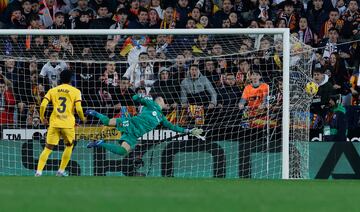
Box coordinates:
[161,117,204,138]
[132,94,153,107]
[161,117,186,133]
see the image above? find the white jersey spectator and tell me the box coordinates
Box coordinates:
[123,52,155,94]
[40,60,67,88]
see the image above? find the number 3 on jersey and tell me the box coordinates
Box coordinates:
[57,97,67,113]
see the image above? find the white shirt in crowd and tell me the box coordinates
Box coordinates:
[123,63,155,94]
[40,61,68,88]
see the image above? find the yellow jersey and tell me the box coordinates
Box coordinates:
[41,84,84,128]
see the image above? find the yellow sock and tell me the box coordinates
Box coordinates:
[59,145,74,171]
[37,147,52,172]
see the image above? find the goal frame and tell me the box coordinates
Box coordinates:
[0,28,291,179]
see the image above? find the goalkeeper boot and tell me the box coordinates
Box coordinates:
[56,171,69,177]
[86,140,104,148]
[85,110,100,117]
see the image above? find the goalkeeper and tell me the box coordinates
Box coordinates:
[86,94,203,155]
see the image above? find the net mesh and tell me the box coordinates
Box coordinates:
[0,31,313,178]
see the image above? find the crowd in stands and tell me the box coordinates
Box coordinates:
[0,0,360,140]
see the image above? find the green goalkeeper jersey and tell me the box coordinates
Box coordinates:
[118,95,186,138]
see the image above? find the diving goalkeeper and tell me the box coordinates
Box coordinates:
[86,94,203,155]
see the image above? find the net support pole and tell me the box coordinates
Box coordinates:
[282,29,290,179]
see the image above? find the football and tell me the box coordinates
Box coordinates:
[305,82,319,96]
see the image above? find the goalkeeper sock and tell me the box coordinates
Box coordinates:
[59,145,74,172]
[37,147,52,172]
[98,143,128,155]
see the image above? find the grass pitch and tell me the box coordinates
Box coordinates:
[0,177,359,212]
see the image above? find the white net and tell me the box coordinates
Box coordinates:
[0,29,313,178]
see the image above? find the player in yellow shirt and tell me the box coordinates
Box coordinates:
[35,70,86,177]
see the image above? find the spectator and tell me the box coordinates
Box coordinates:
[2,35,25,57]
[342,0,360,39]
[185,17,196,28]
[235,59,251,90]
[253,0,274,27]
[218,73,242,108]
[326,52,351,103]
[48,11,67,29]
[69,0,96,28]
[148,8,161,28]
[103,40,120,61]
[120,35,149,65]
[238,70,269,113]
[0,78,16,125]
[150,0,164,20]
[89,0,110,13]
[180,64,217,108]
[31,0,40,14]
[123,52,155,94]
[99,62,119,87]
[22,0,34,26]
[229,11,242,28]
[212,0,233,28]
[323,94,347,142]
[25,15,44,51]
[98,62,119,107]
[170,54,187,82]
[203,59,222,88]
[160,6,176,28]
[89,4,114,29]
[128,6,149,29]
[222,18,231,28]
[114,77,136,110]
[2,57,18,84]
[39,51,68,88]
[72,10,92,29]
[151,67,180,108]
[9,8,27,29]
[57,35,74,59]
[175,0,191,28]
[277,0,298,32]
[190,7,201,23]
[127,0,140,21]
[296,17,315,46]
[311,68,335,116]
[320,8,344,39]
[110,7,128,30]
[192,34,210,56]
[197,15,211,28]
[195,0,219,16]
[319,28,350,60]
[26,35,47,58]
[38,0,71,28]
[0,0,23,28]
[75,60,101,107]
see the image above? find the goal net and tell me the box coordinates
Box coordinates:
[0,29,313,178]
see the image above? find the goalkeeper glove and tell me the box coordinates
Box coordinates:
[185,128,205,141]
[190,128,203,136]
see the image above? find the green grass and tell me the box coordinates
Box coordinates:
[1,177,360,212]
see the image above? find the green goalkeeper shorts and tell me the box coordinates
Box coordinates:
[115,118,138,149]
[118,133,138,149]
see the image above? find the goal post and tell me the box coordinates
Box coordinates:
[0,28,311,179]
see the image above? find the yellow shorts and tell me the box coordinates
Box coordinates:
[46,127,75,145]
